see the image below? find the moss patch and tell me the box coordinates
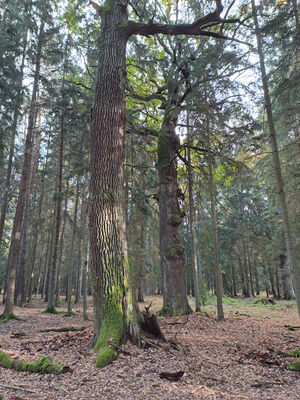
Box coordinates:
[94,302,124,368]
[43,307,60,314]
[0,313,22,323]
[0,350,63,374]
[285,348,300,357]
[165,244,184,259]
[288,360,300,371]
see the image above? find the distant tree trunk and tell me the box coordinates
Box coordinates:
[275,259,281,299]
[207,133,224,320]
[279,253,295,299]
[55,178,69,306]
[268,264,277,298]
[187,144,201,311]
[246,245,255,297]
[231,261,237,297]
[46,90,66,313]
[82,243,89,320]
[75,191,88,304]
[27,134,50,303]
[66,178,80,315]
[253,258,260,296]
[1,20,44,318]
[242,240,252,297]
[158,111,191,316]
[252,0,300,317]
[16,103,42,306]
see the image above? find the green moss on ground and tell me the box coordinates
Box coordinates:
[94,301,124,368]
[285,348,300,357]
[253,297,276,306]
[288,360,300,371]
[0,350,63,374]
[42,307,60,314]
[0,313,22,323]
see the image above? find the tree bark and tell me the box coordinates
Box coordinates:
[187,143,201,311]
[207,133,224,320]
[158,112,191,316]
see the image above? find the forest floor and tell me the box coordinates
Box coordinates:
[0,296,299,400]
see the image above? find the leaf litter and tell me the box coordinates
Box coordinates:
[0,297,299,400]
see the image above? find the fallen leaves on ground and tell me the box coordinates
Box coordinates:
[0,297,299,400]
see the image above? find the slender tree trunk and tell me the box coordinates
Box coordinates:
[252,0,300,317]
[231,261,237,297]
[16,103,43,306]
[55,178,69,306]
[187,145,201,311]
[0,8,28,252]
[82,241,89,320]
[46,88,66,312]
[1,20,44,318]
[66,178,80,315]
[207,133,224,320]
[75,190,88,304]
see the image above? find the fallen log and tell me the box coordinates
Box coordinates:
[0,350,69,374]
[40,326,86,333]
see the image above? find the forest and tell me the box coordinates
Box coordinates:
[0,0,299,399]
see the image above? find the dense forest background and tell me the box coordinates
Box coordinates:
[0,0,300,333]
[0,1,300,398]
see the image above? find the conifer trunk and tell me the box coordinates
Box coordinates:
[187,145,201,312]
[207,135,224,320]
[252,0,300,317]
[1,19,44,318]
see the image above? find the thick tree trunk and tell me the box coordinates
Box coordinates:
[89,1,138,368]
[1,20,44,318]
[158,114,191,316]
[252,0,300,317]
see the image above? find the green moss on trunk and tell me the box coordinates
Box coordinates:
[94,302,124,368]
[0,350,63,374]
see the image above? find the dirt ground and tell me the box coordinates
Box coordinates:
[0,296,299,400]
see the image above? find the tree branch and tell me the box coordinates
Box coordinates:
[89,0,102,15]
